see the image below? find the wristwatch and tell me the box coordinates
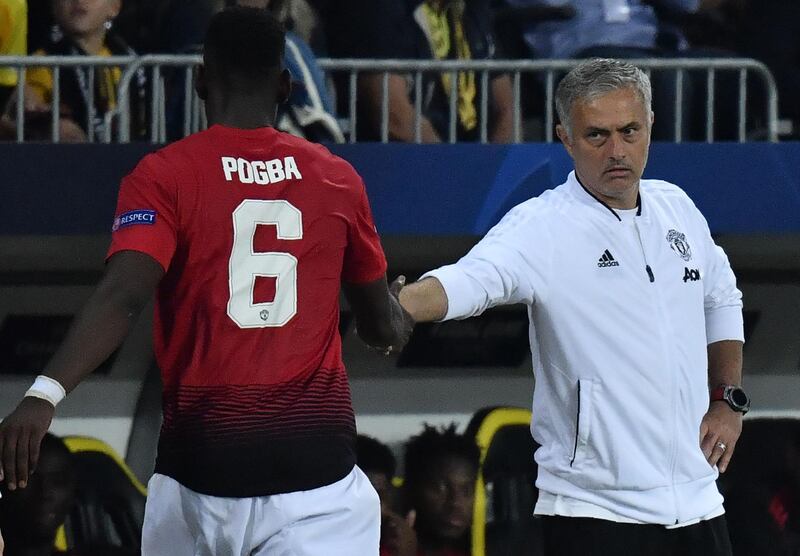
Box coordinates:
[710,384,751,415]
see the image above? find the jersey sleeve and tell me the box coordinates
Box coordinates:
[341,180,387,284]
[423,201,549,321]
[697,211,744,344]
[703,242,744,344]
[106,154,178,271]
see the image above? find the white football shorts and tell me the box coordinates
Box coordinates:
[141,465,380,555]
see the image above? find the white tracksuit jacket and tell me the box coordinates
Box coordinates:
[425,171,744,525]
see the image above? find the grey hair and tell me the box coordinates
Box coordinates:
[555,58,652,137]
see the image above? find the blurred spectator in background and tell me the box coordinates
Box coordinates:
[358,434,399,511]
[357,435,418,556]
[399,424,480,556]
[0,433,76,555]
[500,0,737,140]
[326,0,513,143]
[0,0,27,108]
[233,0,342,141]
[0,432,136,556]
[727,430,800,556]
[24,0,148,141]
[506,0,724,59]
[161,0,341,142]
[735,0,800,139]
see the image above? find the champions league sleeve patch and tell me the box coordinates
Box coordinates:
[112,209,157,231]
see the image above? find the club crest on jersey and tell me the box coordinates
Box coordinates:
[667,229,692,261]
[112,209,156,231]
[221,156,302,185]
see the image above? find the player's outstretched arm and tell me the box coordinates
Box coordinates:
[343,275,414,352]
[0,251,163,491]
[397,277,448,323]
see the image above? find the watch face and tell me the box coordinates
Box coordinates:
[729,388,749,408]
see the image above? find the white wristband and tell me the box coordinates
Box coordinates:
[24,375,67,407]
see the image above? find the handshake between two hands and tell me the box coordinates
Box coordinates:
[367,274,416,357]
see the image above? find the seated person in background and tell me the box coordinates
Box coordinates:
[734,0,800,139]
[0,0,27,109]
[160,0,341,142]
[0,108,88,142]
[326,0,513,143]
[24,0,148,141]
[726,429,800,556]
[0,0,78,142]
[234,0,343,142]
[357,434,399,510]
[0,432,76,556]
[398,424,480,556]
[0,433,135,556]
[505,0,735,140]
[357,435,418,556]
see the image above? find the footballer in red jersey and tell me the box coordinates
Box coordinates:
[108,123,388,497]
[0,7,413,555]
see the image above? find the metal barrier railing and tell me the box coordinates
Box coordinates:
[317,58,780,143]
[0,55,136,143]
[111,55,203,143]
[0,55,780,144]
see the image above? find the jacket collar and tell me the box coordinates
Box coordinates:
[565,171,644,222]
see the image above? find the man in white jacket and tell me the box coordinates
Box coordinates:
[398,58,746,555]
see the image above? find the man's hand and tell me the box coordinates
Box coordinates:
[389,275,415,350]
[398,276,448,323]
[382,509,417,556]
[343,274,415,354]
[699,401,742,473]
[368,276,414,356]
[0,524,4,555]
[0,397,56,490]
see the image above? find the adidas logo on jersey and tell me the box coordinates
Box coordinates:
[221,156,303,185]
[597,249,620,267]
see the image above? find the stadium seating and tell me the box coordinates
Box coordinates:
[55,436,147,551]
[466,406,543,556]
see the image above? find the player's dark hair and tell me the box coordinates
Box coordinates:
[356,434,396,479]
[404,424,480,489]
[204,7,285,81]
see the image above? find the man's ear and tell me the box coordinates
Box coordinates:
[195,64,208,101]
[277,68,292,104]
[556,124,574,157]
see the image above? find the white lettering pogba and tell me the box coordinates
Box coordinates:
[221,156,303,185]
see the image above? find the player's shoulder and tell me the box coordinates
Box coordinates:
[641,178,696,208]
[493,188,564,236]
[280,132,364,187]
[131,131,212,179]
[641,178,688,197]
[511,182,572,222]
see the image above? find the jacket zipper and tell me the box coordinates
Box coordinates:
[570,381,581,467]
[633,218,655,282]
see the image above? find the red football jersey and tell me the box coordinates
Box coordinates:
[108,125,387,496]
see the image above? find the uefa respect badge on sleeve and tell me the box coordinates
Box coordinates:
[112,209,157,232]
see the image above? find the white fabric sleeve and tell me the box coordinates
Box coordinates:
[421,202,550,321]
[697,212,744,344]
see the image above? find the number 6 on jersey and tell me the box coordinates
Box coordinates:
[227,199,303,328]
